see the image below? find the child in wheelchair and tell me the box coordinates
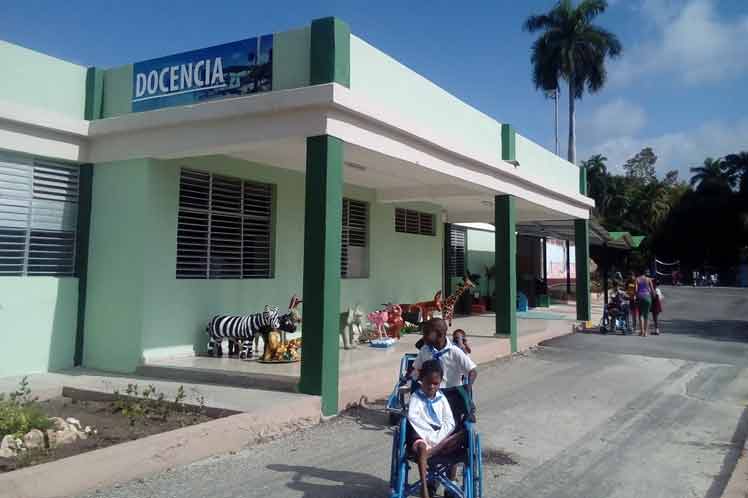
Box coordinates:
[601,281,631,333]
[408,360,467,498]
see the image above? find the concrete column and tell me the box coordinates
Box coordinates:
[298,135,343,416]
[494,195,517,352]
[602,243,609,305]
[542,237,548,286]
[575,220,591,321]
[565,240,572,295]
[576,163,591,321]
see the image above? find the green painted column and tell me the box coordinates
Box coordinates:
[575,219,591,321]
[494,195,517,352]
[74,164,93,366]
[579,163,588,196]
[84,67,104,120]
[310,17,350,87]
[298,135,343,415]
[575,164,591,321]
[501,124,516,162]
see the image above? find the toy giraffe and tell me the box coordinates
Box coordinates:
[442,277,476,326]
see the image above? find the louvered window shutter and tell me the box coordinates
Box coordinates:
[447,225,467,277]
[394,208,436,236]
[341,198,369,278]
[0,155,79,277]
[176,168,273,279]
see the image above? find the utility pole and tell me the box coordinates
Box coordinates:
[553,88,559,155]
[546,88,560,155]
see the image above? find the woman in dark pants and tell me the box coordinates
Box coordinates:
[651,278,663,335]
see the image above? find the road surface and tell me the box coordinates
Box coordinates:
[78,286,748,498]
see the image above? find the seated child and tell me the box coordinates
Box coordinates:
[407,360,465,498]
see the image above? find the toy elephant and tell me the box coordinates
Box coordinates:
[340,305,365,349]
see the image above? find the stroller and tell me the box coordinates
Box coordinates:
[599,292,631,334]
[387,354,483,498]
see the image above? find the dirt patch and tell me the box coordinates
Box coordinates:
[0,396,223,473]
[482,447,519,466]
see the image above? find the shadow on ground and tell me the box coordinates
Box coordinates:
[657,318,748,343]
[267,464,389,498]
[340,401,393,432]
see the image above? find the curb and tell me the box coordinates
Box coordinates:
[0,395,321,498]
[721,438,748,498]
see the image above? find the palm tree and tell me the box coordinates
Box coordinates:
[689,157,736,192]
[582,154,609,216]
[724,151,748,195]
[524,0,622,164]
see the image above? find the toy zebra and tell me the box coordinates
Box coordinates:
[206,305,280,359]
[254,295,303,355]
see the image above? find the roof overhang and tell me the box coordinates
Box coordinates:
[0,83,594,222]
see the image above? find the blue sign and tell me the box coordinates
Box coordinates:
[132,34,273,112]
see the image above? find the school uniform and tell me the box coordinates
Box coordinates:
[412,338,476,389]
[412,339,477,422]
[407,389,455,451]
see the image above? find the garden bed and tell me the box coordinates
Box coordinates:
[0,381,227,473]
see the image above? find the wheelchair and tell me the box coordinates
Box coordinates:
[599,299,631,334]
[387,354,483,498]
[386,353,419,425]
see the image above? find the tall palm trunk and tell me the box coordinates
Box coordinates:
[568,80,576,165]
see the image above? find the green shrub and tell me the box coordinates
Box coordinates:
[111,383,193,426]
[0,377,52,439]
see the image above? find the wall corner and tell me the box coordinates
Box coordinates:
[501,123,516,162]
[85,67,104,120]
[310,17,351,87]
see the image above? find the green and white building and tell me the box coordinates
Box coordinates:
[0,18,594,414]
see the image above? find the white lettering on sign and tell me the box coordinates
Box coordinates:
[133,57,227,103]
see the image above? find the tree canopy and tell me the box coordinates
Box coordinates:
[524,0,622,164]
[584,148,748,281]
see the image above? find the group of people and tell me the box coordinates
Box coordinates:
[611,269,664,336]
[408,319,477,498]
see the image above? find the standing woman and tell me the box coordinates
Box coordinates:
[635,269,655,336]
[625,272,638,333]
[651,278,663,335]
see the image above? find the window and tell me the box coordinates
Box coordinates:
[176,168,273,279]
[395,208,435,236]
[0,155,79,277]
[446,225,467,277]
[341,198,368,278]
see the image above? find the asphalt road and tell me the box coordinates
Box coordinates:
[78,286,748,498]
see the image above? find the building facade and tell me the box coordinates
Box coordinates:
[0,18,593,414]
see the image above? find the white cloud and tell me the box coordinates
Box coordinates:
[580,98,647,143]
[611,0,748,85]
[580,118,748,179]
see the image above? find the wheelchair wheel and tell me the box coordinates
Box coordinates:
[599,314,610,334]
[389,428,399,490]
[474,434,483,498]
[389,412,400,426]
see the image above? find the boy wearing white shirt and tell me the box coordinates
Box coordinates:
[407,360,465,498]
[412,319,477,390]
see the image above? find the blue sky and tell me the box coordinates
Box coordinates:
[2,0,746,179]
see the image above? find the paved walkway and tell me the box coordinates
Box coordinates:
[72,287,746,498]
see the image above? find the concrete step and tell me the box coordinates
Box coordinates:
[134,363,299,393]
